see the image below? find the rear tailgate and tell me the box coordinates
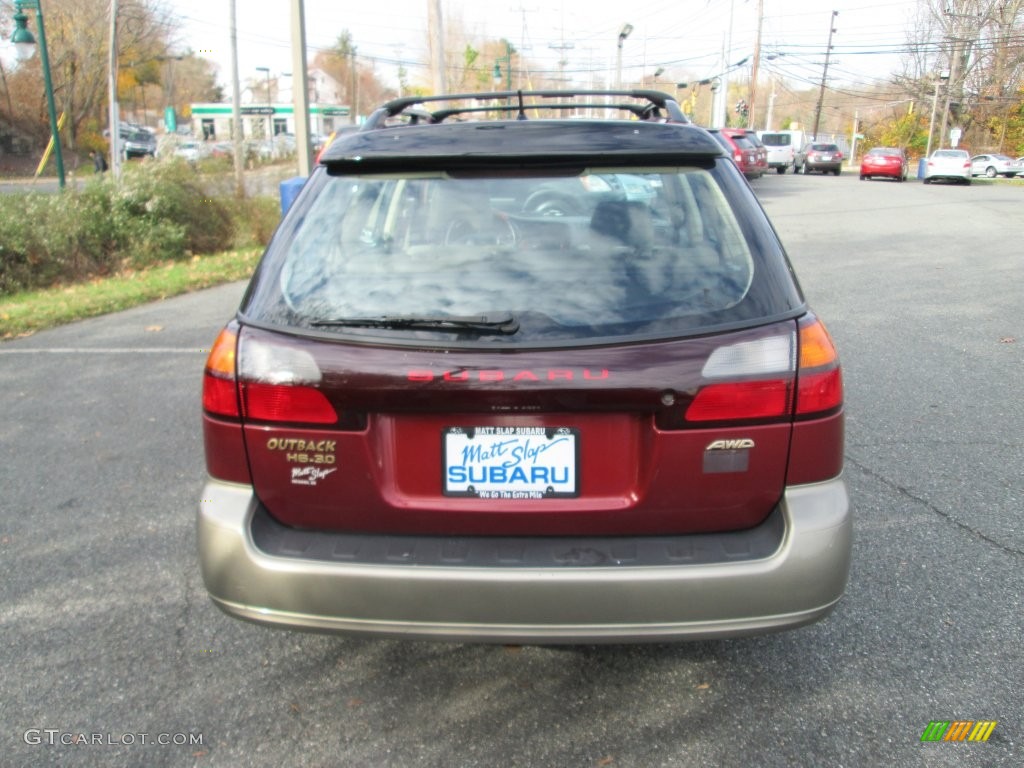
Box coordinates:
[237,321,797,536]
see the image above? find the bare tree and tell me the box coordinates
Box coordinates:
[900,0,1024,150]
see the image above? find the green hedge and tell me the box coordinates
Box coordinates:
[0,162,276,296]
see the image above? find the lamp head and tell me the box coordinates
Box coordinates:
[11,9,37,61]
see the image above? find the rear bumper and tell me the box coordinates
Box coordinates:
[197,478,851,643]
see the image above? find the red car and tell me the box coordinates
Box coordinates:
[198,90,850,643]
[860,147,909,182]
[709,128,766,179]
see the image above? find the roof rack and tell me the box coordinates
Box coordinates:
[363,90,689,130]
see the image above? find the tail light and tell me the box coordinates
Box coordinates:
[236,334,338,425]
[203,324,240,418]
[793,316,843,417]
[201,325,350,484]
[202,323,250,483]
[686,334,795,423]
[683,315,842,425]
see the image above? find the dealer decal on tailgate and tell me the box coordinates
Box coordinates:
[443,426,579,499]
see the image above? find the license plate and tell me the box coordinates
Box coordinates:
[443,426,579,499]
[819,154,832,161]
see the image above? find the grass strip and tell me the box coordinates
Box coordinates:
[1,248,262,339]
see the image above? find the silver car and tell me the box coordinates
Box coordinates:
[970,153,1021,178]
[923,149,971,185]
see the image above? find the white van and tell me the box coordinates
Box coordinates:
[757,130,803,174]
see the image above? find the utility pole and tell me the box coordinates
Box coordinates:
[107,0,120,181]
[549,41,574,86]
[748,0,764,129]
[349,50,357,124]
[812,11,838,141]
[849,110,859,164]
[713,0,735,128]
[291,0,312,176]
[428,0,445,95]
[229,0,244,197]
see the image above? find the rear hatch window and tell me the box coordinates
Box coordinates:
[242,164,802,346]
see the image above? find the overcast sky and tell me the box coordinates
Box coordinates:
[168,0,924,95]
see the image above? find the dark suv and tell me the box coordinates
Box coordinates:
[199,90,850,643]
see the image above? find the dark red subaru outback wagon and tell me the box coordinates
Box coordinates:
[199,90,850,643]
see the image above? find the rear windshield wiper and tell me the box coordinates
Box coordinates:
[310,313,520,335]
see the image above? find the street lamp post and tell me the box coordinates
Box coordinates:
[926,71,950,157]
[255,66,272,137]
[615,23,633,90]
[10,0,65,188]
[492,42,512,91]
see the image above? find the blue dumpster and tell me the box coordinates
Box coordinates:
[280,176,307,215]
[917,157,927,180]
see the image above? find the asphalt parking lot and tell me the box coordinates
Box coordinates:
[1,170,1021,767]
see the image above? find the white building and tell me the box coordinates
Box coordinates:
[188,69,352,141]
[188,102,352,142]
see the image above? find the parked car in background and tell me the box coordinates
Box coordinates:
[198,89,850,644]
[743,130,769,177]
[209,141,235,159]
[796,143,843,175]
[121,126,157,159]
[757,131,797,174]
[173,141,209,164]
[859,147,909,182]
[969,154,1021,178]
[923,149,972,184]
[708,128,765,180]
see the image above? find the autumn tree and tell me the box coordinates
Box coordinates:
[0,0,175,154]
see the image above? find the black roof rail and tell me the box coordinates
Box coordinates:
[362,90,689,129]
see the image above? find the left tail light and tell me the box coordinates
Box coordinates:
[202,324,240,418]
[236,334,338,425]
[201,325,348,484]
[202,323,250,483]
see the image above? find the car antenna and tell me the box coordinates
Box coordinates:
[516,91,527,120]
